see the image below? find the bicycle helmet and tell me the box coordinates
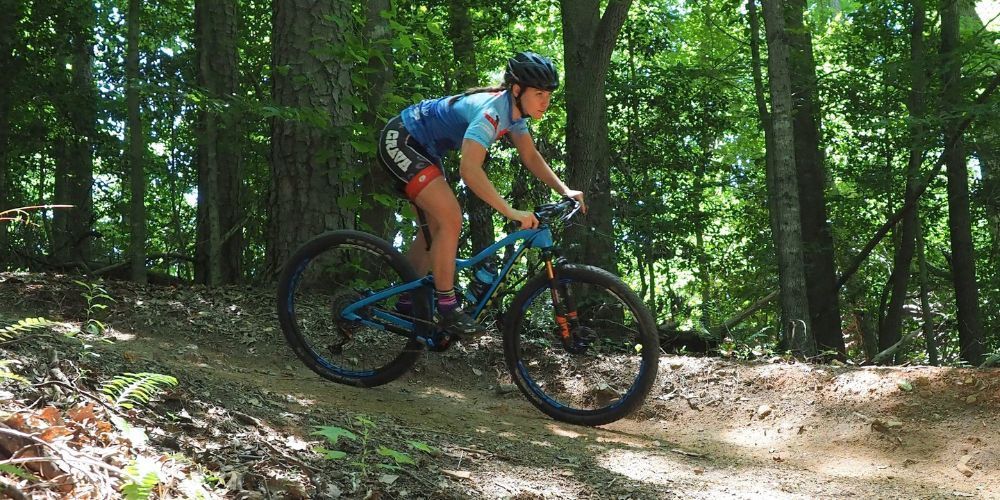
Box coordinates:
[504,51,559,91]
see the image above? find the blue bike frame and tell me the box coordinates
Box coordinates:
[340,226,556,343]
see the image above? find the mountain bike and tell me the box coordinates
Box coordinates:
[276,197,660,426]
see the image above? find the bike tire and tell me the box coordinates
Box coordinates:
[277,230,429,387]
[503,264,659,426]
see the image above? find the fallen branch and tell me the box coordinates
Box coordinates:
[870,329,924,365]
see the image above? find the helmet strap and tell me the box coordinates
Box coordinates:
[512,84,528,119]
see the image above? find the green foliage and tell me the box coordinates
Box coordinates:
[0,463,35,481]
[120,457,163,500]
[100,373,179,409]
[0,317,59,342]
[311,415,420,478]
[0,360,28,385]
[74,280,115,335]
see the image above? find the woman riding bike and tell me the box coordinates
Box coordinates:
[376,51,586,337]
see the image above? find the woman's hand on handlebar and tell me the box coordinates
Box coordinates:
[507,208,540,229]
[562,189,587,214]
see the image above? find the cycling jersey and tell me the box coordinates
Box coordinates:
[400,90,529,163]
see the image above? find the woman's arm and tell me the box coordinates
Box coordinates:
[510,132,587,212]
[459,139,539,228]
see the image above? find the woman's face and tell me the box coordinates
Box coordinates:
[517,85,553,120]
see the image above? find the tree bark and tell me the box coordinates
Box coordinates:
[0,0,26,262]
[748,0,780,263]
[940,0,985,365]
[51,0,97,267]
[358,0,395,240]
[879,0,928,364]
[762,0,814,356]
[784,0,844,356]
[916,215,938,365]
[559,0,632,272]
[448,0,493,254]
[126,0,146,283]
[194,0,242,286]
[266,0,355,277]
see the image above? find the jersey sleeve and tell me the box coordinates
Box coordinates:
[509,119,529,136]
[464,112,500,149]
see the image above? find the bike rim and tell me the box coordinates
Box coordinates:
[513,279,652,416]
[287,242,422,379]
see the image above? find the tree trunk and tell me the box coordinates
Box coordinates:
[0,0,25,262]
[54,0,97,267]
[448,0,493,254]
[784,0,844,356]
[916,215,938,365]
[194,0,242,286]
[358,0,395,241]
[762,0,814,356]
[940,0,985,365]
[559,0,632,273]
[880,0,928,364]
[126,0,146,283]
[266,0,355,277]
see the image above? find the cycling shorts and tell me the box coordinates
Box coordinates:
[377,115,445,201]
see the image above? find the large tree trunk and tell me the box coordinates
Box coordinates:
[266,0,355,277]
[748,0,781,267]
[940,0,985,365]
[52,0,97,267]
[559,0,632,272]
[126,0,146,283]
[784,0,844,356]
[0,0,26,262]
[880,0,928,364]
[194,0,243,286]
[358,0,395,240]
[762,0,814,356]
[448,0,493,254]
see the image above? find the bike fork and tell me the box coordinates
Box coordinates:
[543,255,580,345]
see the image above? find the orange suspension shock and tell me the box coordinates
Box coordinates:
[545,257,579,342]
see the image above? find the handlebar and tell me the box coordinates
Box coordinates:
[533,196,581,225]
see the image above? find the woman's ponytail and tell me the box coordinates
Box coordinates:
[448,85,507,105]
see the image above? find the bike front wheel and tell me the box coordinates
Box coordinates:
[277,230,430,387]
[504,264,660,426]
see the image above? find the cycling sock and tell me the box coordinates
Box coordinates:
[436,288,459,315]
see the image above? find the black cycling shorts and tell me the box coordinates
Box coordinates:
[377,115,445,201]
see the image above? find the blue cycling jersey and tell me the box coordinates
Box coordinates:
[400,90,529,164]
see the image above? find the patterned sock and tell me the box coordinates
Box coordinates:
[436,288,459,315]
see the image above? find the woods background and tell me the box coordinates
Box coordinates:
[0,0,997,366]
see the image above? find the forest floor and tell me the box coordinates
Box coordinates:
[0,272,997,499]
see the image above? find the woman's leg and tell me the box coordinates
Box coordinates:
[411,177,462,290]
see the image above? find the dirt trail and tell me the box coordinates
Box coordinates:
[2,273,997,499]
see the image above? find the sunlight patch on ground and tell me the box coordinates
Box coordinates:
[484,467,579,498]
[720,424,794,449]
[419,387,468,400]
[597,448,808,499]
[546,423,584,438]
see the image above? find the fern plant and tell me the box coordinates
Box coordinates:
[101,373,178,409]
[0,317,58,342]
[0,360,28,385]
[120,457,162,500]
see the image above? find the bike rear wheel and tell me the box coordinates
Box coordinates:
[277,230,430,387]
[504,264,659,426]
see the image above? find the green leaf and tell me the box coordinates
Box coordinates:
[406,440,437,455]
[314,446,348,460]
[0,463,35,481]
[377,446,415,465]
[311,426,357,444]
